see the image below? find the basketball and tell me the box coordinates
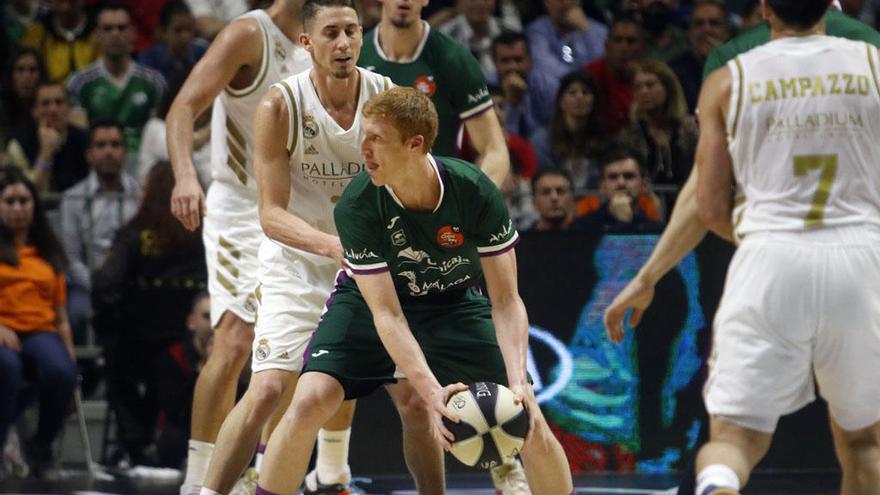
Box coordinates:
[442,382,530,469]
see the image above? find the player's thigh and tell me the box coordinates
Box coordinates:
[302,288,396,399]
[704,237,818,421]
[409,296,509,387]
[815,240,880,431]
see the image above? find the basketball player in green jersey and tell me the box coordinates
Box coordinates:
[358,0,510,187]
[255,86,573,495]
[604,0,880,337]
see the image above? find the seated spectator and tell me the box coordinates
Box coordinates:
[584,14,644,136]
[61,120,140,345]
[155,291,212,469]
[617,60,696,190]
[668,0,731,112]
[92,161,206,467]
[527,168,576,231]
[138,76,212,187]
[5,0,39,47]
[5,82,90,193]
[530,70,606,197]
[438,0,521,79]
[460,84,538,229]
[490,31,559,138]
[137,1,208,87]
[572,147,663,233]
[635,0,688,62]
[20,0,98,83]
[67,4,166,169]
[185,0,248,40]
[525,0,608,82]
[1,48,45,151]
[0,166,77,479]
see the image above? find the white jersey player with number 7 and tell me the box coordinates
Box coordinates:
[694,1,880,494]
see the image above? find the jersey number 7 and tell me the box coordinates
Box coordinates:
[793,155,838,228]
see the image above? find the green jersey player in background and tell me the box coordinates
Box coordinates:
[357,0,510,188]
[255,86,573,495]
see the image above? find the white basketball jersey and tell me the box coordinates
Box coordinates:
[273,68,393,235]
[727,36,880,235]
[209,9,312,194]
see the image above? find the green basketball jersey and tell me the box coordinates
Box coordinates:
[703,10,880,79]
[335,156,518,300]
[358,24,493,156]
[67,61,166,153]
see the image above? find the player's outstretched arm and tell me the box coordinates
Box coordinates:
[167,18,263,231]
[463,109,511,187]
[695,67,735,240]
[354,271,468,448]
[253,88,344,263]
[480,249,539,430]
[603,168,708,342]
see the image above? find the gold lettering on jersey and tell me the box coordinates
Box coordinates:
[750,73,871,103]
[766,112,864,131]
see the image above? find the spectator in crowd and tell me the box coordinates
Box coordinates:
[61,120,140,344]
[490,31,559,138]
[572,147,662,233]
[20,0,98,84]
[155,291,212,469]
[0,166,77,479]
[359,0,382,30]
[5,0,39,44]
[185,0,248,40]
[138,1,208,87]
[584,14,644,136]
[67,4,166,168]
[617,60,696,189]
[0,48,45,153]
[739,0,764,30]
[438,0,521,79]
[530,70,606,197]
[635,0,688,62]
[92,161,206,467]
[5,82,90,193]
[668,0,731,111]
[461,84,539,230]
[138,76,212,187]
[528,168,576,231]
[525,0,608,82]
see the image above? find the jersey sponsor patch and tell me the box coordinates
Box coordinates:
[436,225,464,248]
[414,75,437,97]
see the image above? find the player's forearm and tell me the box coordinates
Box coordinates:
[638,171,708,285]
[373,312,441,394]
[477,141,510,188]
[259,205,339,260]
[166,102,199,179]
[491,296,529,386]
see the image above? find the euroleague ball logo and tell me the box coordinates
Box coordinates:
[436,225,464,248]
[413,75,437,97]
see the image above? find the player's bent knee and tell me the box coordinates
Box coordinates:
[246,371,287,409]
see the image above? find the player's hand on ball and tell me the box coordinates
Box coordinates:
[430,382,468,449]
[508,381,538,440]
[171,173,206,231]
[604,275,655,343]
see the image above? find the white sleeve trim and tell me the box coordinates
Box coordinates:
[459,99,494,120]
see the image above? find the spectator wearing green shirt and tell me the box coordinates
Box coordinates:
[67,4,166,171]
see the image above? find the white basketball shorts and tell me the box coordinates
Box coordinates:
[202,181,263,327]
[252,238,340,373]
[704,225,880,432]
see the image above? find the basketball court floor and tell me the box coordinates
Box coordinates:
[0,470,841,494]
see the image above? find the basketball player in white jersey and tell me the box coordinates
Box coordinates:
[693,1,880,494]
[167,1,359,493]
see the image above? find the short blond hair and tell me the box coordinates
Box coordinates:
[362,87,438,153]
